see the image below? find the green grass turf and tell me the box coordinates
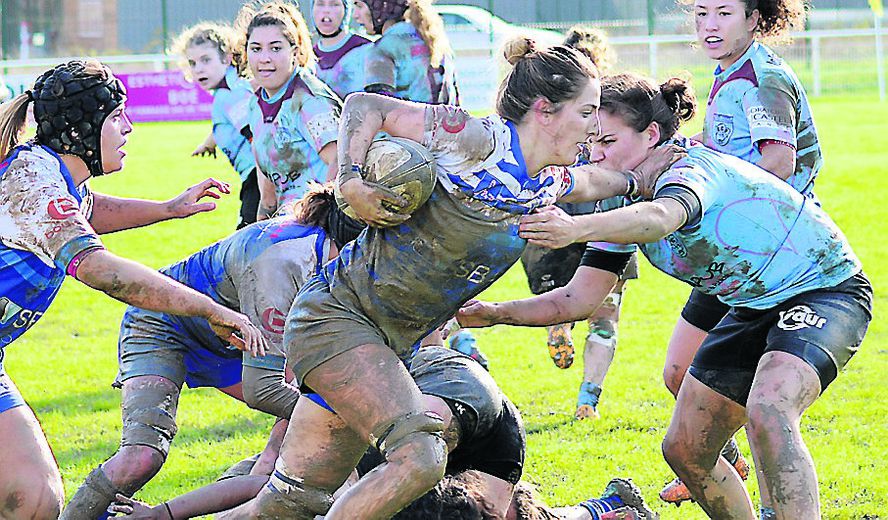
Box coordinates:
[5,96,886,519]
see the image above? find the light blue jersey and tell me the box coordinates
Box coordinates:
[590,138,859,310]
[314,33,373,100]
[249,68,341,208]
[211,67,256,182]
[703,42,822,199]
[365,21,458,104]
[0,144,103,360]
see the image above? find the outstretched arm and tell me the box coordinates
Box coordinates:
[109,477,267,520]
[75,250,266,356]
[458,266,619,328]
[90,178,231,234]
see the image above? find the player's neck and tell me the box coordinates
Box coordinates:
[320,31,349,49]
[60,154,92,186]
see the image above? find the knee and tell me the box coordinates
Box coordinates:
[663,364,685,397]
[661,433,686,470]
[745,394,799,443]
[2,474,64,520]
[109,445,165,489]
[388,431,448,489]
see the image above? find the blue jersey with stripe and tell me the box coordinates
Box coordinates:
[212,66,257,182]
[143,218,330,358]
[314,33,373,100]
[589,138,859,309]
[0,144,102,358]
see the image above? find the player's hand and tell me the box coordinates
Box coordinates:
[518,205,582,249]
[632,144,687,199]
[108,495,163,520]
[339,177,410,227]
[167,178,231,218]
[457,300,503,328]
[191,141,217,158]
[207,306,267,357]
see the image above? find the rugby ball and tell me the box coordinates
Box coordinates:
[334,137,437,223]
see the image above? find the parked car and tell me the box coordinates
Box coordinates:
[435,5,563,112]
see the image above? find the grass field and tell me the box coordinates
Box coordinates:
[5,96,886,519]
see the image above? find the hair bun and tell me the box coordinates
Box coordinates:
[659,76,697,123]
[503,37,536,66]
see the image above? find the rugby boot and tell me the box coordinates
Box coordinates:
[576,381,602,420]
[659,452,751,505]
[449,329,490,370]
[547,323,575,369]
[602,478,659,519]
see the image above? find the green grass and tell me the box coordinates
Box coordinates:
[6,97,886,519]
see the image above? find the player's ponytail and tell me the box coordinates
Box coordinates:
[0,92,33,161]
[600,73,697,144]
[496,37,599,124]
[746,0,807,41]
[405,0,452,69]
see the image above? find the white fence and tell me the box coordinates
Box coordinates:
[2,27,885,113]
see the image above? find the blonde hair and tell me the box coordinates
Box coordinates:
[169,22,237,81]
[233,0,316,75]
[405,0,452,68]
[563,25,615,73]
[0,93,31,161]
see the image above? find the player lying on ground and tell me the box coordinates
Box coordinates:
[60,184,363,520]
[212,37,679,520]
[458,72,871,520]
[659,0,818,503]
[109,345,658,520]
[0,60,265,520]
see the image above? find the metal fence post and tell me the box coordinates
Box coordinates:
[812,34,821,97]
[876,14,886,101]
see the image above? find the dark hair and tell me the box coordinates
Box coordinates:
[291,182,364,248]
[496,37,599,124]
[600,73,696,144]
[744,0,807,40]
[563,25,615,73]
[391,474,492,520]
[233,0,316,75]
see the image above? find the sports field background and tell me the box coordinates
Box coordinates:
[6,96,885,519]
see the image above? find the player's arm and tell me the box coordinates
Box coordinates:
[520,196,688,249]
[458,266,619,328]
[90,178,231,234]
[109,477,267,520]
[320,142,338,182]
[744,79,798,181]
[756,141,796,181]
[192,130,217,157]
[252,145,277,220]
[74,250,265,355]
[561,144,686,204]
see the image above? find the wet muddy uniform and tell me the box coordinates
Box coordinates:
[211,66,259,229]
[364,21,458,104]
[314,33,373,100]
[353,346,525,484]
[521,149,638,295]
[249,69,341,209]
[687,41,825,330]
[0,144,103,413]
[117,218,330,390]
[582,138,871,404]
[287,109,573,384]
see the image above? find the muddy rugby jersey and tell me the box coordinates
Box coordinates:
[211,66,256,183]
[314,33,373,100]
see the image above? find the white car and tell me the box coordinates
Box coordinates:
[435,5,563,112]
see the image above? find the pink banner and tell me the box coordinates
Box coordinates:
[117,71,214,122]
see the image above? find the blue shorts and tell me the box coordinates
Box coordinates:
[116,307,243,389]
[689,272,872,406]
[0,368,26,414]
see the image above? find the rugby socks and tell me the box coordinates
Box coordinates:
[59,465,120,520]
[721,437,741,465]
[578,494,624,519]
[760,506,777,519]
[578,381,602,410]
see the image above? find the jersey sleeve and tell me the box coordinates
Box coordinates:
[421,105,495,172]
[0,153,103,272]
[295,94,340,153]
[742,73,798,149]
[653,159,717,226]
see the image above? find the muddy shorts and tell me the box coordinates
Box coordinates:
[0,369,25,414]
[286,186,526,386]
[680,288,732,332]
[522,243,638,295]
[689,271,872,406]
[116,306,243,389]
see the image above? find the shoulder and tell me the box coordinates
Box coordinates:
[295,70,341,105]
[2,145,66,188]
